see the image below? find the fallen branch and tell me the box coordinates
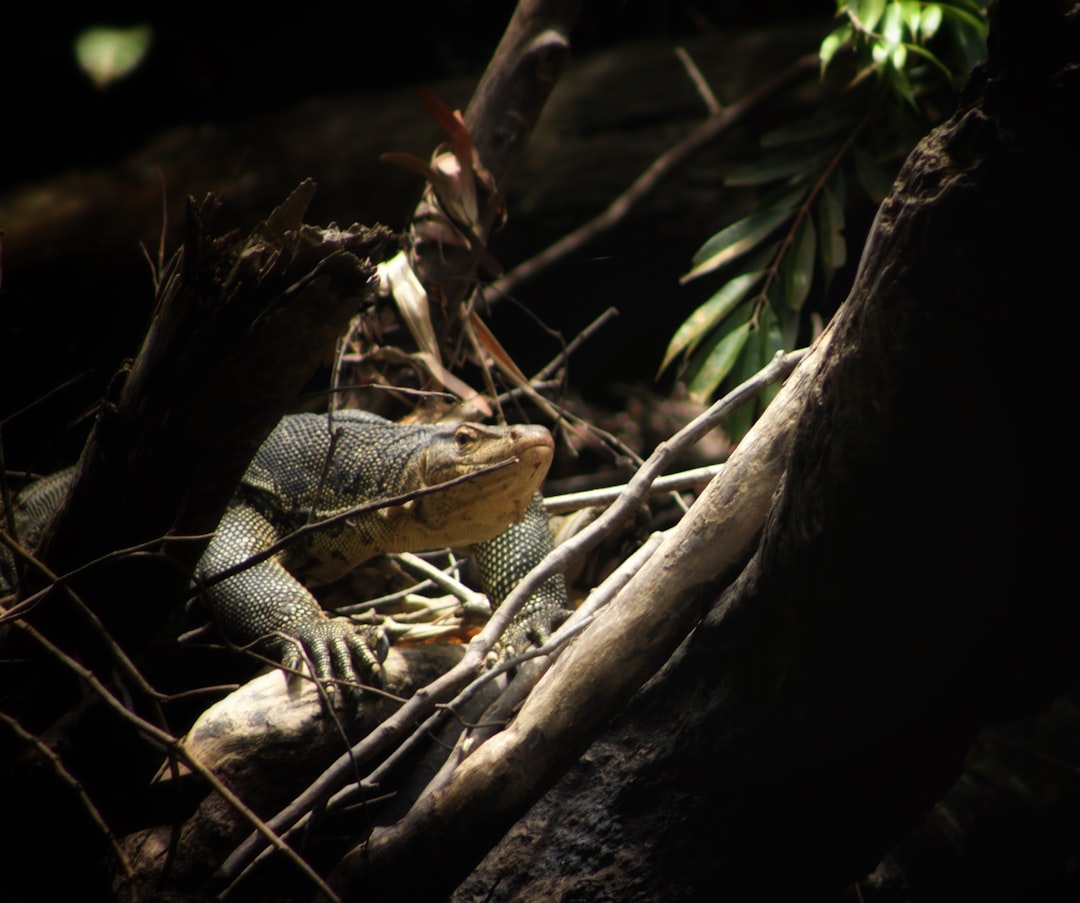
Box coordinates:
[543,463,724,514]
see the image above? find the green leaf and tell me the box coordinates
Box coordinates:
[682,207,793,283]
[725,147,834,187]
[881,1,906,44]
[783,216,817,311]
[854,147,895,201]
[819,24,853,73]
[724,306,785,443]
[74,24,153,89]
[905,42,953,79]
[920,4,943,39]
[754,304,787,411]
[659,271,766,374]
[886,61,918,108]
[939,3,988,36]
[816,177,847,272]
[891,41,909,71]
[900,0,922,37]
[945,12,988,74]
[859,0,887,33]
[687,321,753,403]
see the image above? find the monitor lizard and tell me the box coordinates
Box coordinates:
[1,411,570,689]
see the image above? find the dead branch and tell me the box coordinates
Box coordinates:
[11,615,342,903]
[409,0,582,304]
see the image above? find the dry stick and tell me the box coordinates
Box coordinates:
[533,306,620,383]
[324,533,668,817]
[350,615,594,797]
[479,53,819,304]
[543,463,724,514]
[0,536,186,748]
[396,551,487,609]
[216,345,806,886]
[675,46,722,116]
[245,613,596,881]
[11,617,342,903]
[300,533,671,829]
[469,346,806,654]
[7,533,267,880]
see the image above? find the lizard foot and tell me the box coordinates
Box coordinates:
[276,617,389,695]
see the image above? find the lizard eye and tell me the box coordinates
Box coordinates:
[453,426,476,450]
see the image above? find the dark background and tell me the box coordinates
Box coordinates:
[0,3,836,474]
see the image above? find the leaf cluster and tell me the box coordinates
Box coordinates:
[661,1,988,440]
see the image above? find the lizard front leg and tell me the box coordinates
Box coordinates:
[473,494,572,661]
[196,504,387,689]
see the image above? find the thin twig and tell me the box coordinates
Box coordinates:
[396,552,488,608]
[675,46,722,115]
[455,528,667,760]
[458,347,807,666]
[0,530,211,625]
[534,306,620,382]
[544,463,724,514]
[275,612,593,854]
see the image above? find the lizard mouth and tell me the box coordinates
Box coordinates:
[507,426,554,470]
[502,429,555,494]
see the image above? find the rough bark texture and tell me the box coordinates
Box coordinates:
[449,2,1080,899]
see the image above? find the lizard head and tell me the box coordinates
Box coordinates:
[411,421,555,546]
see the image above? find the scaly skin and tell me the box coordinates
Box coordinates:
[195,410,570,687]
[2,412,571,691]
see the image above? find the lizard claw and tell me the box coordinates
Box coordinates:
[487,605,571,668]
[275,617,388,693]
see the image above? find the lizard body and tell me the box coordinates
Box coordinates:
[2,411,571,687]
